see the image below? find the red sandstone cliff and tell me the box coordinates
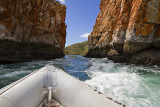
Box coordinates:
[87,0,160,65]
[0,0,66,63]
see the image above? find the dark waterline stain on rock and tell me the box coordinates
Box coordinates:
[86,0,160,65]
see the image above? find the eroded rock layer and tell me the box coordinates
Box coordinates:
[87,0,160,65]
[0,0,66,63]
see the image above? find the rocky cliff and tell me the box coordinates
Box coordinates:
[86,0,160,65]
[0,0,66,63]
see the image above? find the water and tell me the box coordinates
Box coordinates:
[0,55,160,107]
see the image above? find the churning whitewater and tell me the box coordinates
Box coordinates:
[0,55,160,107]
[85,58,160,107]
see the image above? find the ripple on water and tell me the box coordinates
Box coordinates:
[85,58,160,107]
[0,56,160,107]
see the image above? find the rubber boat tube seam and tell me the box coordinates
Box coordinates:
[3,97,17,105]
[72,87,85,107]
[0,67,51,107]
[50,66,129,107]
[0,65,129,107]
[0,69,39,95]
[56,70,101,107]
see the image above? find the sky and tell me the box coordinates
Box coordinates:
[58,0,101,47]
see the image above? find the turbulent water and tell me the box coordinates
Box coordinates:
[0,55,160,107]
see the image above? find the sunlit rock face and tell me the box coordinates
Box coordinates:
[86,0,160,65]
[0,0,66,63]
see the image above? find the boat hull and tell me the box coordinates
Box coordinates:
[0,66,127,107]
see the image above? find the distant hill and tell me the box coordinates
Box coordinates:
[64,41,88,55]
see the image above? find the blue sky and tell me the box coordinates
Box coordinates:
[58,0,100,46]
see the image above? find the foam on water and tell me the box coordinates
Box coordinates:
[0,55,91,88]
[85,58,160,107]
[0,70,31,79]
[0,55,160,107]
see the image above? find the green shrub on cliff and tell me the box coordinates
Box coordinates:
[64,41,88,55]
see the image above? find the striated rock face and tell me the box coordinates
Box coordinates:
[86,0,160,65]
[0,0,66,63]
